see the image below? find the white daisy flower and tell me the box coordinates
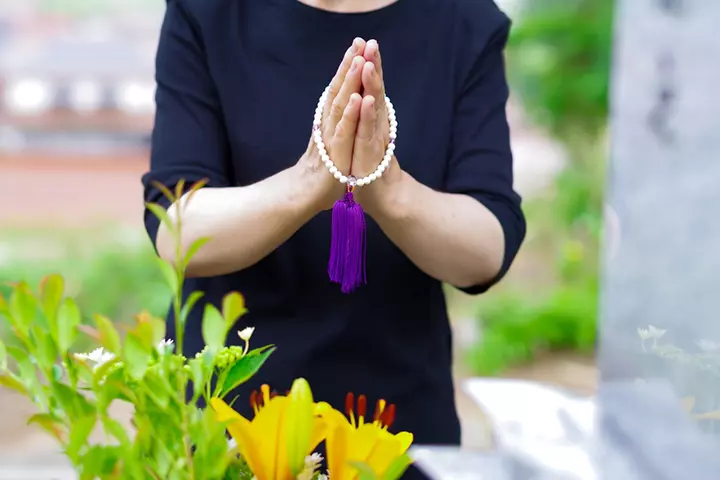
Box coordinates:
[238,326,255,342]
[74,347,115,370]
[296,452,324,480]
[156,338,174,354]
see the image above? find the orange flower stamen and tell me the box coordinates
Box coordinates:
[345,392,357,428]
[261,384,271,405]
[250,390,260,414]
[357,394,367,426]
[381,404,396,430]
[373,399,386,426]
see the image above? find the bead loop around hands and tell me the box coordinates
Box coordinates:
[312,85,397,188]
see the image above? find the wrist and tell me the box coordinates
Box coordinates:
[293,150,343,213]
[361,162,413,221]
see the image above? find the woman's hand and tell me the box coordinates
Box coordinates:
[298,38,367,211]
[353,40,402,211]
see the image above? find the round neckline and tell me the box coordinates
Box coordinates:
[289,0,407,23]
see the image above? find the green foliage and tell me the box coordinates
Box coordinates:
[506,0,614,141]
[0,239,170,328]
[469,142,604,375]
[468,2,613,375]
[0,180,273,479]
[469,280,597,376]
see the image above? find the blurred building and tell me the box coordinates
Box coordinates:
[0,0,163,156]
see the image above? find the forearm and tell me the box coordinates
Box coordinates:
[365,169,505,288]
[156,161,324,278]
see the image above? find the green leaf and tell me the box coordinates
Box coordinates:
[141,376,172,409]
[52,381,95,421]
[27,413,66,443]
[52,364,64,382]
[94,314,121,354]
[222,292,247,328]
[189,356,209,402]
[7,346,41,400]
[92,357,120,387]
[67,414,96,462]
[151,181,177,204]
[79,445,122,480]
[0,372,27,395]
[39,274,64,305]
[0,337,6,371]
[9,282,37,337]
[183,236,211,269]
[131,312,156,351]
[31,324,58,370]
[146,202,174,232]
[64,352,80,388]
[185,178,209,205]
[39,274,64,340]
[147,313,167,348]
[123,333,150,380]
[57,299,81,353]
[218,346,275,397]
[156,257,179,294]
[349,461,380,480]
[382,454,413,480]
[181,291,204,326]
[0,292,8,314]
[101,415,131,448]
[202,304,226,353]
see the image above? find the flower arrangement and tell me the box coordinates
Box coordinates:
[0,180,413,480]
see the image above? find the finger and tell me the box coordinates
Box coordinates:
[327,38,365,106]
[331,93,362,166]
[363,62,387,133]
[361,62,385,116]
[364,39,384,89]
[327,56,365,132]
[356,95,377,142]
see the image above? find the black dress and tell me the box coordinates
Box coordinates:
[143,0,525,478]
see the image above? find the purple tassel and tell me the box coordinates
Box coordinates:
[328,191,366,293]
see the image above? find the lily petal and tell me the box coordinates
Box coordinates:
[364,436,404,477]
[210,398,268,480]
[326,424,351,480]
[317,401,351,427]
[394,432,414,453]
[351,424,384,463]
[310,417,328,452]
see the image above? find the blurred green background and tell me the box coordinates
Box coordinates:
[463,0,611,376]
[1,0,613,379]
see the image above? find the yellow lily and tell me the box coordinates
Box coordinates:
[210,378,327,480]
[317,393,414,480]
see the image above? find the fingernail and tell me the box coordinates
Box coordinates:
[350,60,357,73]
[352,37,362,52]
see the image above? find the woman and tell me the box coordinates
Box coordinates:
[143,0,525,476]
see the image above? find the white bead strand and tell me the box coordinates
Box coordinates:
[312,85,396,187]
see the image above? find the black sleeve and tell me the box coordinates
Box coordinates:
[142,0,232,247]
[443,16,527,295]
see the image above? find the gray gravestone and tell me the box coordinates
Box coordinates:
[600,0,720,431]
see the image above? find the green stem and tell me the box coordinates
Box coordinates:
[172,203,195,479]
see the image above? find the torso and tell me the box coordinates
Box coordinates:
[169,0,509,446]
